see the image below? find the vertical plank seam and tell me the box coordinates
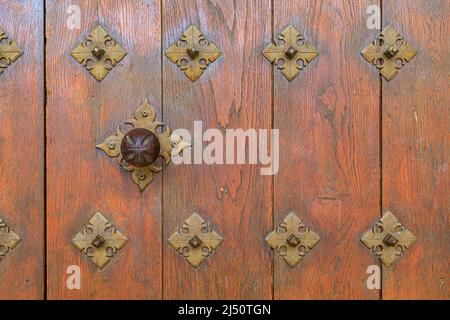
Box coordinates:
[379,0,384,301]
[160,0,165,300]
[270,0,275,301]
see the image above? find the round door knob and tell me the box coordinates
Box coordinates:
[120,128,160,167]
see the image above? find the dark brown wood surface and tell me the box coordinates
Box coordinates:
[0,0,44,300]
[46,0,162,299]
[0,0,447,300]
[273,0,381,299]
[382,0,449,300]
[162,0,273,299]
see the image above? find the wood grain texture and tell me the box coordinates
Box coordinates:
[162,0,273,299]
[46,0,162,299]
[273,0,380,299]
[382,0,449,300]
[0,0,44,300]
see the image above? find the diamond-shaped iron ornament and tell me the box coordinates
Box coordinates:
[263,25,319,82]
[0,216,21,261]
[96,99,190,192]
[72,212,128,270]
[168,213,223,268]
[0,27,23,75]
[361,25,417,81]
[165,25,222,81]
[265,212,320,267]
[71,24,127,81]
[361,211,416,267]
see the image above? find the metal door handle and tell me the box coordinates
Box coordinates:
[96,99,190,192]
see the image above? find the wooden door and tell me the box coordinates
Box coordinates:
[46,0,162,299]
[0,0,44,300]
[0,0,448,300]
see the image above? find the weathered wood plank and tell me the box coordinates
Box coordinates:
[273,0,381,299]
[162,0,273,299]
[46,0,162,299]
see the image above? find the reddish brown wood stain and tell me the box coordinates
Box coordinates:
[0,0,44,300]
[382,0,449,300]
[273,0,381,299]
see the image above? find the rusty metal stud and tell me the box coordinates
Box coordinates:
[0,27,23,75]
[92,47,106,59]
[384,45,399,59]
[71,24,127,82]
[96,99,190,192]
[361,25,417,81]
[263,25,319,82]
[287,233,301,247]
[165,25,222,82]
[189,235,202,249]
[265,212,320,267]
[120,128,161,168]
[285,47,298,59]
[168,213,223,269]
[0,216,21,262]
[91,235,106,248]
[383,233,399,247]
[361,211,416,267]
[187,47,200,60]
[72,212,128,270]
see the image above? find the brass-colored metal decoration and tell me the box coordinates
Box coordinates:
[265,212,320,267]
[168,213,223,269]
[361,25,417,81]
[72,212,128,270]
[263,25,319,82]
[0,216,21,261]
[0,27,23,75]
[96,99,190,192]
[361,211,416,267]
[71,24,127,81]
[165,25,222,82]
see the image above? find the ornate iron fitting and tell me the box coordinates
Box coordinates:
[263,25,319,82]
[168,213,223,269]
[361,211,416,267]
[361,25,417,81]
[96,99,190,192]
[71,24,127,81]
[72,212,128,270]
[265,212,320,267]
[120,128,161,168]
[165,25,222,82]
[0,216,21,261]
[0,27,23,75]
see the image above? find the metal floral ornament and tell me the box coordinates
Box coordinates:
[0,216,21,262]
[96,99,190,192]
[165,25,222,81]
[71,24,127,81]
[72,212,128,270]
[263,25,319,82]
[265,212,320,267]
[361,211,416,267]
[361,25,417,80]
[168,213,223,268]
[0,27,23,75]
